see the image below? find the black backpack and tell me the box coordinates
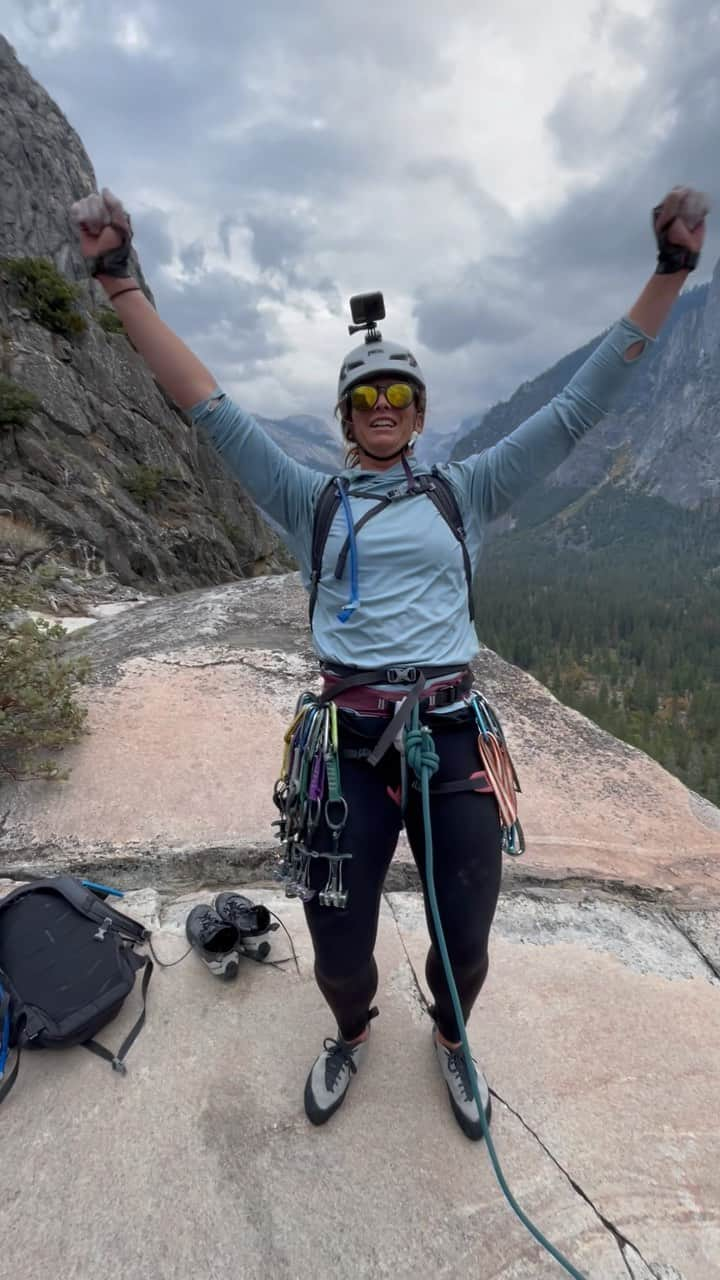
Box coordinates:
[0,876,152,1105]
[308,466,474,628]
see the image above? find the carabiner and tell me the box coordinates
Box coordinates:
[306,796,322,834]
[324,796,348,833]
[322,707,330,757]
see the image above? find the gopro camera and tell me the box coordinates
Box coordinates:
[348,291,385,337]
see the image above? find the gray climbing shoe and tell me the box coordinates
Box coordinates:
[304,1008,378,1125]
[433,1027,492,1141]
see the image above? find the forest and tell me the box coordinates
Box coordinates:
[475,486,720,804]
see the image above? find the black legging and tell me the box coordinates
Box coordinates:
[303,708,503,1042]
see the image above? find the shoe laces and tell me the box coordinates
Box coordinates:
[447,1047,474,1102]
[220,895,265,933]
[322,1037,358,1091]
[194,913,236,951]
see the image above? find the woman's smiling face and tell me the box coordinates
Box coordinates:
[346,380,424,470]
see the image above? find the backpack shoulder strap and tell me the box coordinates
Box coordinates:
[309,476,346,628]
[427,469,475,621]
[83,956,153,1076]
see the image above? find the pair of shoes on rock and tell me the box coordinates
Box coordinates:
[303,1007,491,1142]
[185,893,277,981]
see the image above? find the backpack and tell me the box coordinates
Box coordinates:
[308,466,474,628]
[0,876,152,1105]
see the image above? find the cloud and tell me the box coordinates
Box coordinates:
[153,269,289,372]
[131,208,174,273]
[179,240,205,276]
[2,0,719,436]
[414,286,533,353]
[246,209,310,273]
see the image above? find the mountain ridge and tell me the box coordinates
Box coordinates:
[450,278,719,511]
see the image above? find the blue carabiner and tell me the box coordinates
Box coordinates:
[471,694,491,740]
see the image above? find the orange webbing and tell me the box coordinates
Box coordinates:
[476,733,519,829]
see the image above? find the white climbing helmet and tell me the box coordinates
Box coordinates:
[337,338,426,401]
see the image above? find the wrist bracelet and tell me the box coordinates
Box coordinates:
[108,284,141,301]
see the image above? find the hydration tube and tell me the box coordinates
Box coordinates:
[405,704,587,1280]
[335,481,360,622]
[81,879,125,899]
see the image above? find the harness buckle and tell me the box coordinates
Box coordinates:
[386,666,419,684]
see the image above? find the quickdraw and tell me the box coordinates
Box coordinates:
[272,693,351,909]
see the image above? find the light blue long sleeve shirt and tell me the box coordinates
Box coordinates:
[189,316,653,668]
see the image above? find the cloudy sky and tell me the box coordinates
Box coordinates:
[2,0,719,440]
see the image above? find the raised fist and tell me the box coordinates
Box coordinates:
[653,187,710,273]
[70,188,133,278]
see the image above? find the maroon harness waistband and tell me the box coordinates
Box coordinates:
[321,672,471,717]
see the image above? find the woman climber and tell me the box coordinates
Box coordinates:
[70,184,708,1138]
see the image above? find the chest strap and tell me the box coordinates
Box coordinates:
[309,468,474,628]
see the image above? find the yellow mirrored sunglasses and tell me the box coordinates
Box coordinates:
[348,382,417,411]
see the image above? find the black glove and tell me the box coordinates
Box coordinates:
[87,223,133,278]
[653,187,710,275]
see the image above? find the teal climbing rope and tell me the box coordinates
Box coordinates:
[404,705,587,1280]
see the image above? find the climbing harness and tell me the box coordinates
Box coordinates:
[271,672,522,905]
[272,665,474,907]
[406,703,585,1280]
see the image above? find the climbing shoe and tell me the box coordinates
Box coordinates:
[304,1008,378,1125]
[185,904,240,980]
[433,1026,492,1142]
[212,892,278,961]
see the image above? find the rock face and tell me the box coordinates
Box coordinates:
[452,280,720,509]
[0,36,289,590]
[2,882,719,1279]
[1,577,719,1277]
[2,572,719,908]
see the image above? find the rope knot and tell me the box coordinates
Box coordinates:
[405,725,439,780]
